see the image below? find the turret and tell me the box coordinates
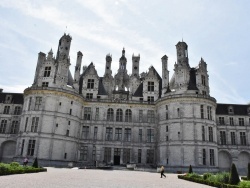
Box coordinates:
[47,49,53,61]
[161,55,169,96]
[176,41,188,65]
[33,52,46,86]
[74,51,83,82]
[56,33,72,60]
[132,54,140,78]
[118,48,127,73]
[104,54,112,76]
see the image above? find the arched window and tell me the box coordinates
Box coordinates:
[125,109,132,122]
[116,109,123,122]
[107,108,114,121]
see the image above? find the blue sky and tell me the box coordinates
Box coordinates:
[0,0,249,104]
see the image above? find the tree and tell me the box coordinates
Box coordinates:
[188,165,193,174]
[32,157,38,168]
[247,163,250,180]
[229,163,240,185]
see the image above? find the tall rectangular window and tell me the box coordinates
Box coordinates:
[10,121,18,134]
[209,149,215,166]
[115,128,122,141]
[104,147,111,163]
[24,117,28,132]
[44,66,51,77]
[80,145,88,161]
[0,120,7,133]
[229,117,234,126]
[202,149,206,165]
[69,109,72,115]
[166,125,168,132]
[139,110,143,122]
[95,108,99,120]
[87,79,94,89]
[201,75,206,86]
[202,126,205,141]
[27,140,36,156]
[208,127,213,142]
[138,149,142,163]
[28,97,32,111]
[231,132,236,145]
[146,149,154,163]
[200,105,204,119]
[220,131,227,145]
[82,126,89,139]
[139,129,142,142]
[240,132,246,145]
[105,127,113,141]
[31,117,39,132]
[147,110,155,123]
[94,127,98,140]
[92,146,96,161]
[219,117,225,125]
[34,97,42,110]
[14,106,21,115]
[84,107,91,120]
[207,106,212,120]
[148,82,154,91]
[3,106,10,114]
[124,128,131,142]
[239,118,244,126]
[166,105,169,120]
[123,148,130,164]
[125,109,132,122]
[116,109,123,122]
[147,129,154,142]
[20,139,25,156]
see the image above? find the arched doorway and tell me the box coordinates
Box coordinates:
[218,151,231,172]
[0,141,16,163]
[238,152,250,175]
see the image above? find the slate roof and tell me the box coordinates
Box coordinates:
[97,77,107,95]
[216,104,250,115]
[133,83,143,97]
[0,93,24,104]
[187,68,198,90]
[67,71,73,86]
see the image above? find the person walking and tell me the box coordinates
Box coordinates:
[160,166,166,178]
[23,157,28,166]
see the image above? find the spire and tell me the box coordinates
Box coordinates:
[122,47,125,56]
[49,48,53,54]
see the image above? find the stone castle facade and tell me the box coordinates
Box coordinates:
[0,34,249,174]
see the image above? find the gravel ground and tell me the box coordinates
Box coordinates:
[0,167,212,188]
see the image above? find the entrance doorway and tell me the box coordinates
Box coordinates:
[114,148,121,165]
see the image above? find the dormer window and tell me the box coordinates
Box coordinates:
[87,79,94,89]
[148,82,154,91]
[44,66,51,77]
[228,106,234,114]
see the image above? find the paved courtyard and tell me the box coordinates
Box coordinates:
[0,167,212,188]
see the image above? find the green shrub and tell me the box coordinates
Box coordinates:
[239,181,250,188]
[216,172,230,184]
[32,157,38,168]
[9,162,20,168]
[186,172,201,179]
[188,165,193,173]
[203,172,213,180]
[229,163,240,185]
